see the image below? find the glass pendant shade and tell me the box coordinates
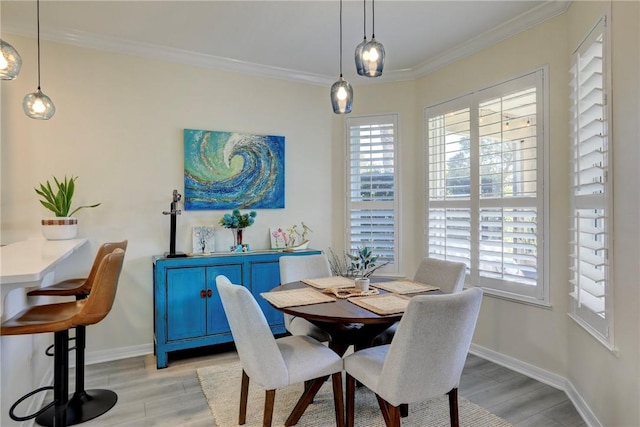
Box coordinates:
[354,37,367,76]
[23,89,56,120]
[362,38,385,77]
[331,76,353,114]
[0,39,22,80]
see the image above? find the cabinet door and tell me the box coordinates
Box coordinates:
[249,261,284,327]
[206,264,243,335]
[166,267,207,341]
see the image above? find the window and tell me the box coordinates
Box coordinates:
[346,114,399,276]
[425,69,548,304]
[568,17,614,349]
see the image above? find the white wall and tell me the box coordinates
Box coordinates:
[1,36,338,425]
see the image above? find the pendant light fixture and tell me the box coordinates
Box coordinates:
[0,39,22,80]
[361,0,385,77]
[23,0,55,120]
[330,0,353,114]
[354,0,367,76]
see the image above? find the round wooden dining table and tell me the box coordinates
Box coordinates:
[268,280,407,356]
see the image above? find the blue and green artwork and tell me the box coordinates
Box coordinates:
[184,129,285,210]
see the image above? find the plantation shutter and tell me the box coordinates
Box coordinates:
[347,115,398,274]
[426,69,545,303]
[569,17,612,345]
[427,105,472,268]
[476,83,540,293]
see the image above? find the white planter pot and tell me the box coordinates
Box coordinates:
[41,217,78,240]
[354,278,370,292]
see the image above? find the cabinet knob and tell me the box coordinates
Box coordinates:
[200,290,206,298]
[207,289,213,298]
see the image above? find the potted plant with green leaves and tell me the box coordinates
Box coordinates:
[35,175,101,240]
[328,246,388,291]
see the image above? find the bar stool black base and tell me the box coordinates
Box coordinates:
[35,389,118,427]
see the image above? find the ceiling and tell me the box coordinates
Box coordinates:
[1,1,569,85]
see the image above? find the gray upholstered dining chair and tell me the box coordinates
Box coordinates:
[372,257,467,346]
[215,275,345,427]
[413,257,467,294]
[344,287,483,427]
[279,254,332,342]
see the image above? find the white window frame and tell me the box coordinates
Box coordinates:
[568,15,615,351]
[424,68,550,306]
[345,114,400,276]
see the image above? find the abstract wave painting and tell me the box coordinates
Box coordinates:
[184,129,285,210]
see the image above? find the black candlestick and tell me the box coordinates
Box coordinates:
[162,189,187,258]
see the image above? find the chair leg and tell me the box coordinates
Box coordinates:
[400,403,408,417]
[331,372,345,427]
[375,394,401,427]
[263,389,276,427]
[346,374,356,427]
[387,404,401,427]
[448,388,459,427]
[285,375,328,426]
[239,370,250,425]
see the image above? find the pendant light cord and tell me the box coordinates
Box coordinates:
[371,0,376,38]
[339,0,343,77]
[36,0,41,90]
[362,0,366,38]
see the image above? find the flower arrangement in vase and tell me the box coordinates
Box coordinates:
[219,208,257,252]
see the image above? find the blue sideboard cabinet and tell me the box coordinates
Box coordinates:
[152,249,321,368]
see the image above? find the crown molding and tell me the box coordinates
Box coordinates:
[3,1,570,87]
[412,0,571,77]
[3,24,335,86]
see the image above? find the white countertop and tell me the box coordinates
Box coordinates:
[0,238,88,285]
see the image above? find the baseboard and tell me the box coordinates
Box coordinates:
[469,344,602,427]
[563,379,603,427]
[85,343,154,366]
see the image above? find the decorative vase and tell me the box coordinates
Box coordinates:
[41,217,78,240]
[231,228,243,247]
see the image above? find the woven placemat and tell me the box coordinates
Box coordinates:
[373,280,440,295]
[348,293,411,315]
[301,276,355,289]
[260,288,335,308]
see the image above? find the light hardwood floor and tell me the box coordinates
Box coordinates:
[38,344,586,427]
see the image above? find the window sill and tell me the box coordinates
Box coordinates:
[476,286,552,309]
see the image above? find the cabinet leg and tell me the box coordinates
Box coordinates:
[156,352,168,369]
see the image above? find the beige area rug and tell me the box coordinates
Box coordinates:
[197,361,514,427]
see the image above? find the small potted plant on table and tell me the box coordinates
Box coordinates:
[328,246,388,291]
[35,175,101,240]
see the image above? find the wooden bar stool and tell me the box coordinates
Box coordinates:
[27,241,127,426]
[2,249,126,427]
